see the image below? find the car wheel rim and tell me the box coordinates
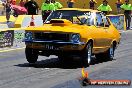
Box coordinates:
[110,46,114,58]
[87,44,92,64]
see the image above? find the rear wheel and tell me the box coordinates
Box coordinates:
[81,42,92,67]
[95,43,115,61]
[25,47,38,63]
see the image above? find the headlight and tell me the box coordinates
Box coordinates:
[25,32,33,41]
[71,34,80,43]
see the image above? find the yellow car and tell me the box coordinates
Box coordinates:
[24,8,121,66]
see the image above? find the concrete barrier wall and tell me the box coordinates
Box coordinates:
[15,15,43,28]
[21,15,43,27]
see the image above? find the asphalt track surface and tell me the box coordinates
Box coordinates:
[0,30,132,88]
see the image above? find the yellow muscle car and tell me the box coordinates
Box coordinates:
[24,8,121,66]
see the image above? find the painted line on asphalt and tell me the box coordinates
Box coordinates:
[0,47,25,53]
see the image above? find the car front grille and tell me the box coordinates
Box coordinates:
[34,32,70,42]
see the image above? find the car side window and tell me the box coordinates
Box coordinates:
[73,15,94,26]
[96,13,104,27]
[102,15,110,27]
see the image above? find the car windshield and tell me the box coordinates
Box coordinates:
[46,10,84,23]
[45,10,95,26]
[78,12,95,26]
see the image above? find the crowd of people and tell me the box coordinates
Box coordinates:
[1,0,63,23]
[41,0,62,23]
[67,0,132,30]
[0,0,132,29]
[96,0,132,30]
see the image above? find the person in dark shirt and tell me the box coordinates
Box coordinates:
[24,0,39,15]
[5,1,12,22]
[67,0,74,8]
[89,0,97,10]
[115,0,123,14]
[120,0,132,30]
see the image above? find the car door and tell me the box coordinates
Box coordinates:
[82,12,104,48]
[101,14,113,47]
[93,12,108,48]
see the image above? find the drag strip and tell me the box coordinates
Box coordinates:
[0,31,132,88]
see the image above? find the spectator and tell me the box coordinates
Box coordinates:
[51,0,63,10]
[1,0,7,15]
[19,0,25,7]
[41,0,54,23]
[24,0,39,15]
[97,0,112,15]
[5,0,12,22]
[10,0,16,5]
[89,0,97,10]
[120,0,132,30]
[115,0,123,14]
[67,0,74,8]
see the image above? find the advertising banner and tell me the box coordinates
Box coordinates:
[0,29,25,49]
[107,14,126,31]
[13,30,25,47]
[0,30,14,48]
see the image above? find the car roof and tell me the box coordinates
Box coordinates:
[57,8,84,11]
[57,8,101,12]
[81,9,101,12]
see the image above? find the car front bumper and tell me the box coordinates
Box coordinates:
[25,40,86,51]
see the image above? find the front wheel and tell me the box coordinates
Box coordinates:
[25,47,38,63]
[81,42,92,67]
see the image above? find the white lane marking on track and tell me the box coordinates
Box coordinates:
[45,68,50,70]
[0,47,25,53]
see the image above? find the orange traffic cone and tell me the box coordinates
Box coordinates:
[30,15,35,26]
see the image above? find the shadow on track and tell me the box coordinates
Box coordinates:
[14,57,114,69]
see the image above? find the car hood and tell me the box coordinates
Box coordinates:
[26,19,91,34]
[26,24,89,34]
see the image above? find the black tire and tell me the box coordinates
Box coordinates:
[58,54,69,63]
[95,43,115,61]
[25,47,38,63]
[58,55,65,63]
[81,42,92,67]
